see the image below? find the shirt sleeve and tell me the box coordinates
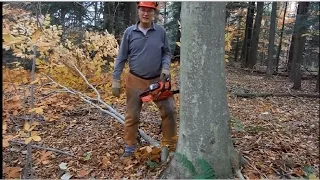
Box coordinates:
[112,28,130,81]
[161,28,171,71]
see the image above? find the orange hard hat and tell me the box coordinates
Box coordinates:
[137,1,158,9]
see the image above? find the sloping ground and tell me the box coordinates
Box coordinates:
[3,66,319,179]
[226,67,319,179]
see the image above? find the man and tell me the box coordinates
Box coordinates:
[112,1,177,159]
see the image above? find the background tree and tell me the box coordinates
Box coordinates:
[291,2,310,90]
[163,2,241,179]
[266,2,277,77]
[275,2,288,72]
[241,2,255,67]
[247,2,264,68]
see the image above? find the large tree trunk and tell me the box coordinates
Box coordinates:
[266,2,278,77]
[275,2,288,72]
[164,2,236,179]
[291,2,310,90]
[247,2,264,68]
[241,2,255,67]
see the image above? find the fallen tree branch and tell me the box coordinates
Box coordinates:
[72,65,125,120]
[45,75,160,147]
[233,92,319,98]
[227,66,317,80]
[9,140,75,157]
[23,45,36,179]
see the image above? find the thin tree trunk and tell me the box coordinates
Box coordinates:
[130,2,137,25]
[164,2,168,25]
[275,2,288,72]
[234,15,242,62]
[287,4,301,74]
[164,2,238,179]
[266,2,278,77]
[291,2,310,90]
[173,5,182,57]
[94,2,98,27]
[241,2,255,67]
[247,2,264,68]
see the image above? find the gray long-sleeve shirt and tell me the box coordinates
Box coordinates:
[112,22,171,80]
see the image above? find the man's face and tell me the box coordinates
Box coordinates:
[138,7,155,24]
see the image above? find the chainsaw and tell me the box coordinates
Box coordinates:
[139,78,179,102]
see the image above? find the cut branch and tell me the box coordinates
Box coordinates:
[45,73,160,147]
[9,140,75,157]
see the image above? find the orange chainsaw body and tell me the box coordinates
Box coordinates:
[139,80,179,102]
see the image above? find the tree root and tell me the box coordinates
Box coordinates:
[9,140,75,157]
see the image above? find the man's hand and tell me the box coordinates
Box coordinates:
[112,79,121,97]
[160,69,170,82]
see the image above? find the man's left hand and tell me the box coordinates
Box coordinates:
[160,69,170,82]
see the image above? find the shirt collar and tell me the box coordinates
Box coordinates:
[134,21,156,31]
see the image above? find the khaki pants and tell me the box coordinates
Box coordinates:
[124,72,177,148]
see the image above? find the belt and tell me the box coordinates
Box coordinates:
[129,70,160,80]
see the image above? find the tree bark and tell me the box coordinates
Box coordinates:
[247,2,264,68]
[125,2,137,26]
[275,2,288,72]
[234,15,242,62]
[241,2,255,67]
[316,63,320,93]
[287,4,301,74]
[94,2,98,27]
[103,2,114,33]
[291,2,310,90]
[164,2,236,179]
[266,2,277,77]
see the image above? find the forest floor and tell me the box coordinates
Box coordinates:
[3,65,319,179]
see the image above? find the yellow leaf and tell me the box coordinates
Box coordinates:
[3,139,10,148]
[24,122,31,131]
[29,107,44,114]
[176,42,181,47]
[309,174,318,180]
[30,78,40,85]
[3,34,15,42]
[30,131,38,137]
[32,136,41,142]
[36,42,51,47]
[31,29,42,42]
[146,146,152,153]
[25,137,33,144]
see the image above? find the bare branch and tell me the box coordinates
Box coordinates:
[9,140,75,157]
[46,75,160,147]
[23,45,37,179]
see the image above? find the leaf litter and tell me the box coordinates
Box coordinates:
[2,66,319,179]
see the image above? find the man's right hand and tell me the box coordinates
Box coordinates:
[112,80,121,97]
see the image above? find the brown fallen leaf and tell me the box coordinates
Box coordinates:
[78,169,88,177]
[4,167,21,179]
[146,146,152,153]
[40,150,52,164]
[124,164,134,170]
[101,156,111,168]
